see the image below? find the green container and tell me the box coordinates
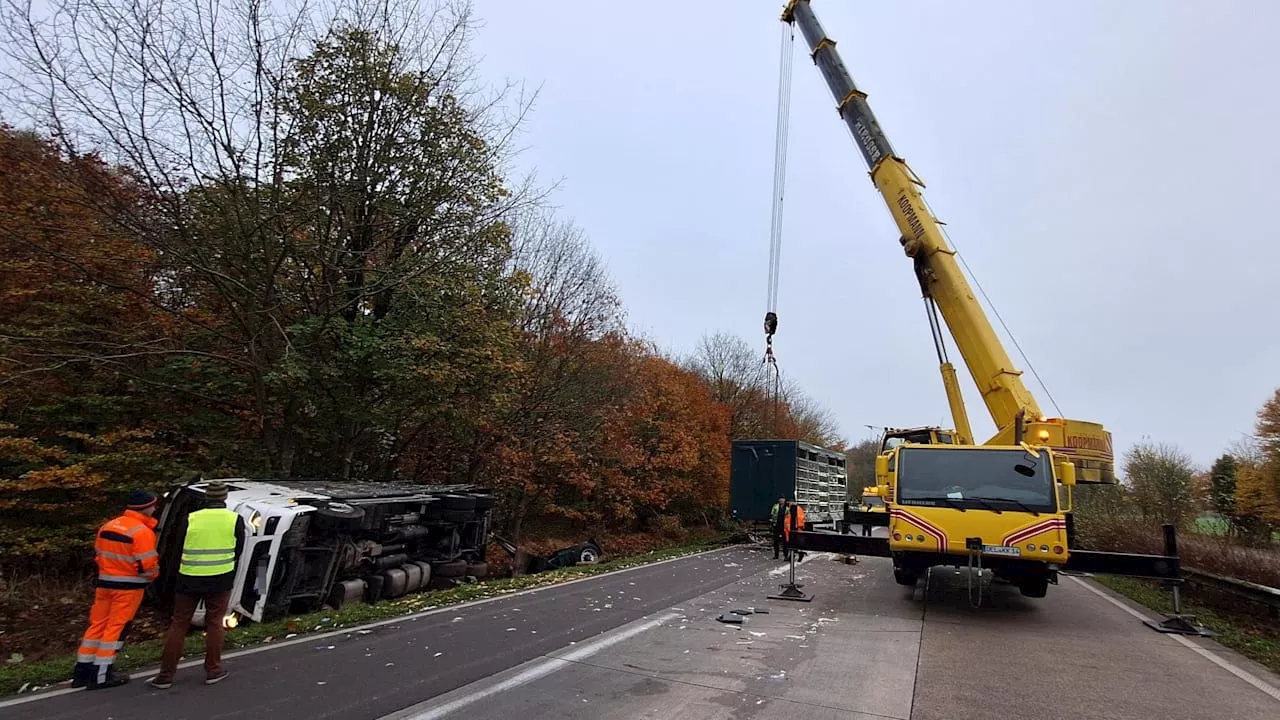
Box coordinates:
[730,439,847,524]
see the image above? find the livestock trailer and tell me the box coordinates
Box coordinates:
[730,439,847,527]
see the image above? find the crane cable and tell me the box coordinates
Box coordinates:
[764,21,796,434]
[920,195,1064,418]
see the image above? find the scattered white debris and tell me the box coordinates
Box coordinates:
[724,563,741,568]
[317,681,327,686]
[531,630,538,634]
[632,597,642,601]
[451,617,464,623]
[749,631,766,637]
[357,630,372,635]
[385,662,395,667]
[434,652,443,658]
[736,641,753,645]
[506,627,517,631]
[785,635,806,640]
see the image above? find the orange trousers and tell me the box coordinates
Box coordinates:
[75,588,145,684]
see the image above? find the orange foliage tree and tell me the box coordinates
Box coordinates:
[0,126,195,567]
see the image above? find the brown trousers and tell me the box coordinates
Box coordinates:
[157,590,230,681]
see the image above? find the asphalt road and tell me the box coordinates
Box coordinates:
[381,551,1280,720]
[0,546,773,720]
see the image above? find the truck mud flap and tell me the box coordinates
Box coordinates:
[789,531,891,557]
[1064,549,1180,579]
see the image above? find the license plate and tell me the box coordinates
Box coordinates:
[982,544,1021,556]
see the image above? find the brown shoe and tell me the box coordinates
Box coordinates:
[205,671,229,685]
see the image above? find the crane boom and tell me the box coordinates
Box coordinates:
[781,0,1114,483]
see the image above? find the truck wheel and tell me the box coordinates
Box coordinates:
[313,502,365,532]
[1018,577,1049,598]
[432,559,467,578]
[578,543,602,565]
[893,568,919,587]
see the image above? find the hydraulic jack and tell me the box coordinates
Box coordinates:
[768,546,813,602]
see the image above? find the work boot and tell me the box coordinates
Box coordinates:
[70,662,95,689]
[147,676,174,689]
[205,670,229,685]
[87,670,130,690]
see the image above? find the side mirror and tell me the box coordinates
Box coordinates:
[875,455,889,478]
[1057,461,1077,487]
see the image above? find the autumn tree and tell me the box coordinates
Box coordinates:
[1,0,534,478]
[0,127,199,567]
[592,350,730,529]
[1207,453,1238,532]
[686,332,777,439]
[844,439,880,499]
[1233,390,1280,543]
[477,209,627,543]
[1121,440,1197,528]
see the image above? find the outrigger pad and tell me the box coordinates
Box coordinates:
[767,583,813,602]
[1144,614,1213,637]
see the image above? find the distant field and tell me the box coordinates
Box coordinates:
[1193,514,1280,543]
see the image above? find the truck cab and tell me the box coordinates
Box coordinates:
[878,443,1076,598]
[151,478,495,625]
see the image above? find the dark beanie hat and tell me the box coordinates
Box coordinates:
[127,489,158,510]
[204,481,229,502]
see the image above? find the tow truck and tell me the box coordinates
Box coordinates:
[777,0,1180,596]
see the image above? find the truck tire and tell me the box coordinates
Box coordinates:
[313,502,365,532]
[1018,577,1049,598]
[578,542,602,565]
[432,559,467,578]
[440,494,476,511]
[893,568,919,587]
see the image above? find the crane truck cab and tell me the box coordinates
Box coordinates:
[879,426,957,454]
[150,478,495,626]
[877,443,1076,598]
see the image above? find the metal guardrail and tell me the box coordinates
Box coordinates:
[1182,567,1280,613]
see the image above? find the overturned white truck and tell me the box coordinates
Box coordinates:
[149,479,495,624]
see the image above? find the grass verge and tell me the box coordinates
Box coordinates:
[0,534,738,697]
[1093,575,1280,676]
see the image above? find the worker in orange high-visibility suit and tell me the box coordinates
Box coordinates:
[782,501,806,561]
[72,489,160,690]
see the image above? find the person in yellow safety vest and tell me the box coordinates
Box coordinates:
[782,502,806,561]
[149,481,246,689]
[72,489,161,689]
[769,497,786,559]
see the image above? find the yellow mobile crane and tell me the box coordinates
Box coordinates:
[781,0,1179,598]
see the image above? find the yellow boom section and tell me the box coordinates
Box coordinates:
[782,0,1114,483]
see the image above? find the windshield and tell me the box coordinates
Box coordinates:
[896,447,1056,512]
[881,431,935,452]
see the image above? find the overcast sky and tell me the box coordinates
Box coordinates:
[466,0,1280,469]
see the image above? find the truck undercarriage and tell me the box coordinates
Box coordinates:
[150,479,497,623]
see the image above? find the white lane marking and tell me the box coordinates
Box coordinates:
[381,611,682,720]
[1069,576,1280,703]
[0,546,742,709]
[767,551,832,576]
